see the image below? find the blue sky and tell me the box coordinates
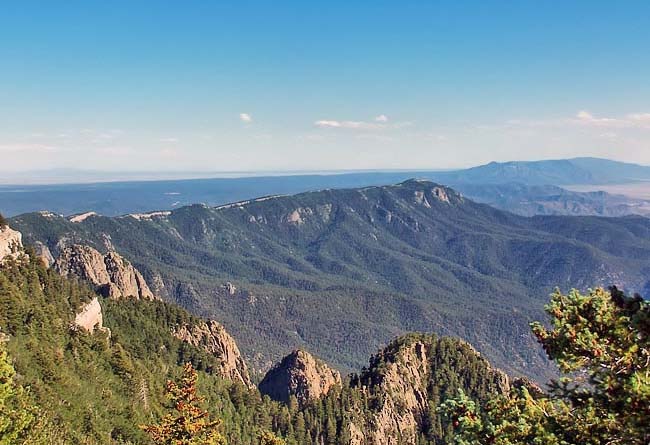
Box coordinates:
[1,1,650,172]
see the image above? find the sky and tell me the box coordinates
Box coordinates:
[1,1,650,174]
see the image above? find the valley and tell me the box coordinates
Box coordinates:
[565,181,650,200]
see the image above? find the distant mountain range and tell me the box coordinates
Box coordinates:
[2,157,650,218]
[11,180,650,381]
[435,157,650,185]
[453,183,650,217]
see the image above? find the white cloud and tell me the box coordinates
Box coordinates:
[576,110,594,121]
[574,110,619,125]
[239,113,253,123]
[158,137,179,143]
[314,117,411,130]
[498,110,650,131]
[571,110,650,129]
[314,120,377,129]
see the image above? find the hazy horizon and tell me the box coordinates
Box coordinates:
[1,156,649,186]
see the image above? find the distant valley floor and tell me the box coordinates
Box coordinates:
[565,181,650,200]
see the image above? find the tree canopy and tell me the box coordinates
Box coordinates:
[141,362,225,445]
[440,286,650,445]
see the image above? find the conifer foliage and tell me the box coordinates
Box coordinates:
[258,431,286,445]
[141,362,225,445]
[440,287,650,445]
[0,343,34,445]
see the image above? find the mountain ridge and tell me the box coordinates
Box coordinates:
[9,180,650,381]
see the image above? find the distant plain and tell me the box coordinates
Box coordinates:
[565,182,650,200]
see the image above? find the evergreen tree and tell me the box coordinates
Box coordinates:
[259,430,286,445]
[141,362,226,445]
[0,343,34,444]
[440,287,650,445]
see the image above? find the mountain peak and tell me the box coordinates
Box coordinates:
[172,320,253,388]
[259,349,341,407]
[349,334,510,445]
[55,245,158,300]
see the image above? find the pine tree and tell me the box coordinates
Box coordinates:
[293,412,307,444]
[0,343,34,444]
[141,362,225,445]
[440,287,650,445]
[324,416,336,445]
[259,430,286,445]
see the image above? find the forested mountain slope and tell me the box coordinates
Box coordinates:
[10,180,650,380]
[0,249,512,444]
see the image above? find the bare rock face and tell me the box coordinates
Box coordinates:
[173,320,252,388]
[431,186,451,203]
[223,282,237,295]
[55,245,157,300]
[0,225,24,263]
[414,190,432,208]
[33,241,55,268]
[74,297,104,332]
[348,336,509,445]
[259,350,341,407]
[354,340,432,445]
[103,251,156,300]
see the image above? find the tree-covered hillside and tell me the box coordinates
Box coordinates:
[0,253,513,444]
[10,181,650,380]
[0,254,272,443]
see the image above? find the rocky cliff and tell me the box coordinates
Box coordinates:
[0,225,24,263]
[348,334,510,445]
[259,349,341,407]
[73,297,105,333]
[55,245,157,300]
[173,320,253,388]
[33,241,54,267]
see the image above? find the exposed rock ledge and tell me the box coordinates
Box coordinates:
[259,350,341,407]
[348,336,510,445]
[55,245,158,300]
[73,297,104,332]
[0,225,24,263]
[33,241,54,268]
[173,320,253,388]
